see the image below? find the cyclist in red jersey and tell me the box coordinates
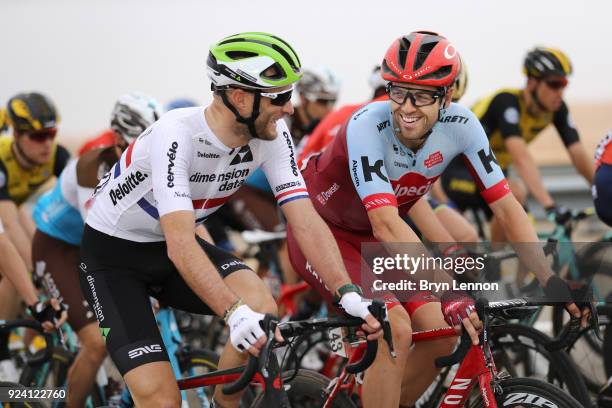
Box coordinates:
[299,62,478,244]
[287,31,590,408]
[78,129,116,155]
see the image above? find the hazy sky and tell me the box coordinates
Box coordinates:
[2,0,611,138]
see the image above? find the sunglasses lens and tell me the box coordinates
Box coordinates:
[269,89,293,106]
[316,98,336,106]
[545,79,568,90]
[29,128,57,142]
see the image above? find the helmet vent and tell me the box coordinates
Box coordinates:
[419,65,452,80]
[261,63,285,80]
[269,34,301,67]
[271,44,300,72]
[226,50,258,60]
[414,41,437,71]
[398,38,411,69]
[381,60,399,79]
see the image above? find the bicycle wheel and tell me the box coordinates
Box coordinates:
[0,381,45,408]
[178,348,219,407]
[490,323,591,407]
[469,377,582,408]
[19,348,105,408]
[250,369,355,408]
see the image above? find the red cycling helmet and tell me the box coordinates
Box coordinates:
[382,31,460,88]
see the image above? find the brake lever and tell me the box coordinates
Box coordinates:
[369,300,395,358]
[258,318,277,378]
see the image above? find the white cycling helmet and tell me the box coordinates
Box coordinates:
[110,93,161,144]
[368,65,388,92]
[296,66,341,101]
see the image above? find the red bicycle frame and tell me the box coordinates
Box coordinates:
[324,326,500,408]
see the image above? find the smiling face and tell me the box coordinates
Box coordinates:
[253,86,295,140]
[388,83,449,148]
[227,85,295,141]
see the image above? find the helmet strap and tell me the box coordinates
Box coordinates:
[530,86,548,113]
[437,88,449,121]
[219,90,263,139]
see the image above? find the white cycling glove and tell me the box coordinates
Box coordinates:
[227,304,266,352]
[339,292,373,320]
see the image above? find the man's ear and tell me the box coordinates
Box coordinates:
[526,77,538,92]
[226,88,249,112]
[443,88,454,108]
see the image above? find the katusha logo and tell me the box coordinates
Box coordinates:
[424,151,443,168]
[391,172,438,204]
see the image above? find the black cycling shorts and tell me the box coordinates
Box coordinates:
[79,224,251,375]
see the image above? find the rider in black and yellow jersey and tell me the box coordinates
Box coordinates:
[0,92,70,352]
[440,47,594,240]
[0,107,8,135]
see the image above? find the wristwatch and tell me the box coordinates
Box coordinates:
[332,283,363,304]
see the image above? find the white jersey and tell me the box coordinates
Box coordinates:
[86,106,308,242]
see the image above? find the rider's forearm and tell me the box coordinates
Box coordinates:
[430,179,449,204]
[371,212,455,288]
[408,198,455,244]
[490,196,553,285]
[168,236,238,316]
[567,143,595,184]
[195,224,215,244]
[290,212,352,292]
[0,235,38,306]
[0,218,33,272]
[512,155,554,208]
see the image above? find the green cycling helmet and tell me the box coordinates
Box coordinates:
[207,32,302,90]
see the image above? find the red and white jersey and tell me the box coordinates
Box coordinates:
[86,106,308,242]
[302,100,510,233]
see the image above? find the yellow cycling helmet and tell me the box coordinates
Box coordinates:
[523,47,572,78]
[6,92,59,132]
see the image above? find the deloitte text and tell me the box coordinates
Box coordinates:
[109,171,148,205]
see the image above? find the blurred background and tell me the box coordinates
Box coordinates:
[1,0,610,146]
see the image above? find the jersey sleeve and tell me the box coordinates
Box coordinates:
[77,185,95,220]
[149,120,194,217]
[53,144,71,177]
[0,160,9,201]
[553,101,580,147]
[346,109,396,211]
[488,92,522,139]
[260,121,309,206]
[458,109,511,204]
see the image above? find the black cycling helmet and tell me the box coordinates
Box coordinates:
[7,92,58,132]
[523,47,572,79]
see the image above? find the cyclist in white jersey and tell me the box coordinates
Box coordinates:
[79,32,381,408]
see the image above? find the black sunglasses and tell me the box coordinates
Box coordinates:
[259,88,294,106]
[27,128,57,143]
[543,78,568,90]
